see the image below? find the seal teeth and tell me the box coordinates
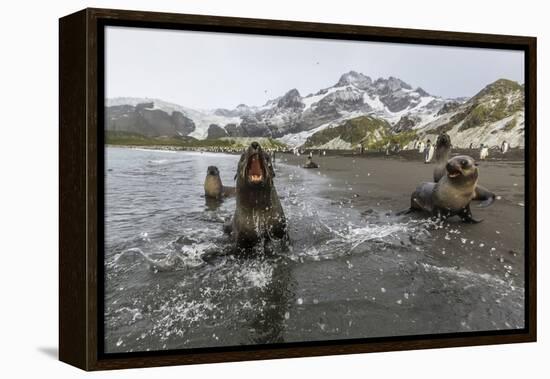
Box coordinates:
[250,174,263,182]
[247,153,264,182]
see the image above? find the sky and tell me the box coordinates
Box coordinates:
[105,26,524,110]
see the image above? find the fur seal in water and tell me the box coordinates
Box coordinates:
[302,156,319,169]
[400,155,496,223]
[224,142,288,249]
[204,166,235,199]
[433,133,452,182]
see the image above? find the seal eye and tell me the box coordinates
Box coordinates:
[461,159,468,167]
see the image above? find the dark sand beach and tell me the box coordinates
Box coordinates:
[277,151,525,332]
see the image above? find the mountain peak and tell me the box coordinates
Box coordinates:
[477,78,523,97]
[277,88,304,109]
[336,71,373,88]
[469,78,523,106]
[415,87,430,97]
[284,88,301,97]
[375,76,413,92]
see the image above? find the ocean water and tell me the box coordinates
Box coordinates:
[104,147,524,353]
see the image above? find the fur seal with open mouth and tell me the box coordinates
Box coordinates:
[224,142,288,249]
[204,166,235,199]
[433,132,452,182]
[400,155,496,223]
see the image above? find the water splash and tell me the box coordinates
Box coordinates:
[109,241,220,273]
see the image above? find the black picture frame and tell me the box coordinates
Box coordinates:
[59,7,537,371]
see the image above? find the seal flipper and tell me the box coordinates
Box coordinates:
[223,217,233,235]
[459,205,483,224]
[396,208,415,216]
[396,197,426,215]
[411,183,435,213]
[280,231,291,252]
[473,184,496,208]
[397,183,434,216]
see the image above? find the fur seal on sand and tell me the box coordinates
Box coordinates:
[400,155,496,223]
[433,133,452,182]
[204,166,235,199]
[224,142,288,249]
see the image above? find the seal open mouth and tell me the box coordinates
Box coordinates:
[447,166,462,178]
[247,154,264,184]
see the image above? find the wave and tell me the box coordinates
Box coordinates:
[111,243,219,272]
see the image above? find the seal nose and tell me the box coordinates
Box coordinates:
[251,141,259,149]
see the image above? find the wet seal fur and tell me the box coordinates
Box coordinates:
[433,132,452,182]
[224,142,288,249]
[400,155,496,223]
[302,157,319,169]
[204,166,235,199]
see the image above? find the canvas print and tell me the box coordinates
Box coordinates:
[103,26,526,354]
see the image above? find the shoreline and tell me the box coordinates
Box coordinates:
[107,144,525,162]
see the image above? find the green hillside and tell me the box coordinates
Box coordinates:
[105,131,287,150]
[304,116,416,149]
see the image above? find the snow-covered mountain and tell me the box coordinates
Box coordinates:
[105,72,524,148]
[223,71,451,142]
